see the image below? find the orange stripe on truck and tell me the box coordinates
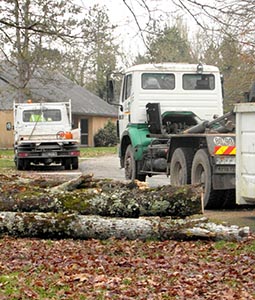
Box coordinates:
[214,146,236,155]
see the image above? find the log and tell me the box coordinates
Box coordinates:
[0,212,249,241]
[0,180,203,217]
[50,173,95,192]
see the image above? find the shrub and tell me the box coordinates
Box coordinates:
[94,120,118,147]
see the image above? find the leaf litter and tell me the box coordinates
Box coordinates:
[0,173,254,299]
[0,236,254,299]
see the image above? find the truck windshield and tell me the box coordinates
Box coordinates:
[183,74,215,90]
[23,109,62,122]
[142,73,175,90]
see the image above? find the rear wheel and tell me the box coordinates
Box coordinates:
[16,158,24,170]
[23,159,31,170]
[72,157,79,170]
[170,148,193,186]
[124,145,146,181]
[191,149,220,209]
[64,158,71,170]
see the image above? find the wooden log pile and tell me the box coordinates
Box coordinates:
[0,173,250,241]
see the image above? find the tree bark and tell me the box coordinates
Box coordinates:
[0,212,249,241]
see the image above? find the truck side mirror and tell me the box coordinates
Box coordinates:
[244,92,250,102]
[6,122,13,131]
[107,79,115,104]
[106,77,123,110]
[244,82,255,102]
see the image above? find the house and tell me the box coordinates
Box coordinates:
[0,64,118,148]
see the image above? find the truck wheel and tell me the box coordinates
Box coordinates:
[170,148,193,185]
[16,158,24,170]
[191,149,218,209]
[23,159,31,170]
[64,158,71,170]
[124,145,146,181]
[72,157,79,170]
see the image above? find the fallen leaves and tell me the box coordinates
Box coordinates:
[0,236,254,299]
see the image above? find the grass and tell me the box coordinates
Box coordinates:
[0,272,70,299]
[0,149,15,168]
[79,146,117,158]
[0,147,117,169]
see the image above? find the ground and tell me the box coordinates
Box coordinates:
[0,236,255,299]
[0,155,255,299]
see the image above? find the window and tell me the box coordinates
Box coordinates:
[122,74,132,102]
[183,74,215,90]
[80,118,88,145]
[142,73,175,90]
[23,109,61,122]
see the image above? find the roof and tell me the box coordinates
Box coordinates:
[125,63,220,73]
[0,62,117,117]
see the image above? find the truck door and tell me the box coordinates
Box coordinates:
[118,73,132,137]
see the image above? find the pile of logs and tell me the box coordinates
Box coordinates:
[0,173,250,241]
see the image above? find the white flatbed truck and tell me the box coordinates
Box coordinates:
[7,100,80,170]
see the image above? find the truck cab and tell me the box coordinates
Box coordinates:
[109,63,224,173]
[117,63,223,138]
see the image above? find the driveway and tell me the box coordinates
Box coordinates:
[80,155,170,187]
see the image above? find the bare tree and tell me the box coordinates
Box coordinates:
[0,0,89,101]
[122,0,255,50]
[122,0,255,109]
[60,5,120,99]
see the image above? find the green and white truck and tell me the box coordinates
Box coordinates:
[108,63,238,209]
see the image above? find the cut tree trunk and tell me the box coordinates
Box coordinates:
[0,176,203,218]
[0,212,249,241]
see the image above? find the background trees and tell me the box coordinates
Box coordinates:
[124,0,255,111]
[0,0,83,101]
[134,22,193,64]
[0,0,254,109]
[0,1,119,101]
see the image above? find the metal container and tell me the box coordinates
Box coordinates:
[235,103,255,204]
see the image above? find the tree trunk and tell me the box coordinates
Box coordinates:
[0,177,203,218]
[0,212,249,241]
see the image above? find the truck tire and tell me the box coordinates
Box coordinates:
[23,159,31,170]
[124,145,146,181]
[16,158,24,170]
[64,158,71,170]
[191,149,219,209]
[170,148,193,185]
[72,157,79,170]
